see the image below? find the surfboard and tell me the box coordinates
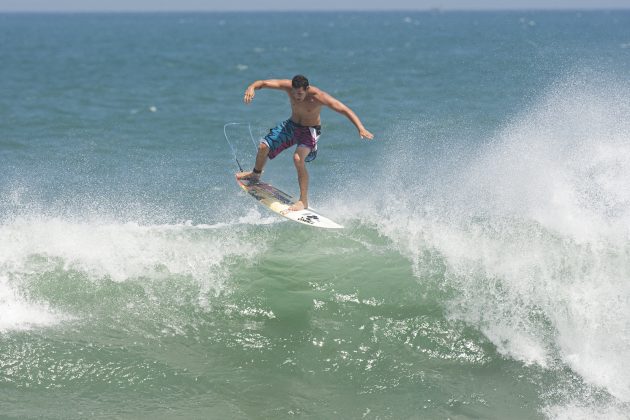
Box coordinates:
[236,176,343,229]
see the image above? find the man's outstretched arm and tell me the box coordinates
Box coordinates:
[318,92,374,139]
[243,79,291,103]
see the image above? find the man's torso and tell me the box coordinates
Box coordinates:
[286,89,323,126]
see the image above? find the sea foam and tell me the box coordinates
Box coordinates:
[349,71,630,412]
[0,215,266,332]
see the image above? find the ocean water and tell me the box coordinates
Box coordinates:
[2,10,630,419]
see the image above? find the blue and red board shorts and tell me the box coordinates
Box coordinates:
[261,119,321,162]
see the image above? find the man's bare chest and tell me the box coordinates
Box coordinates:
[290,99,321,115]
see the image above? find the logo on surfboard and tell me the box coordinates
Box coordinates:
[297,214,320,225]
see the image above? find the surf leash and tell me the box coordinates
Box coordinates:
[223,122,257,172]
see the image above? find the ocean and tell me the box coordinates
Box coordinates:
[1,10,630,419]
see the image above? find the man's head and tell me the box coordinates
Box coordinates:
[291,74,309,101]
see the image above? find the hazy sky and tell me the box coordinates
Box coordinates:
[1,0,629,12]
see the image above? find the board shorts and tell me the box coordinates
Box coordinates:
[261,119,321,162]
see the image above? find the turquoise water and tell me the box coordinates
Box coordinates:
[2,11,630,419]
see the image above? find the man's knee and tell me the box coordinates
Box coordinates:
[293,152,305,167]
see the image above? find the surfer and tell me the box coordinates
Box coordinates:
[236,75,373,211]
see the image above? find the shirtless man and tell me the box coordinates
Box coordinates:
[236,75,374,211]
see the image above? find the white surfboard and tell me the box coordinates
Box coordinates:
[236,176,343,229]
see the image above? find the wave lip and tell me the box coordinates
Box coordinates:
[0,276,71,332]
[0,216,267,332]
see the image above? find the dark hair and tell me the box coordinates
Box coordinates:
[291,75,309,89]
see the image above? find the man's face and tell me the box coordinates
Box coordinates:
[292,87,307,102]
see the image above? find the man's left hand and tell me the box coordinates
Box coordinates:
[359,128,374,140]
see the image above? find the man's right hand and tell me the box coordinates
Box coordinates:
[243,86,256,104]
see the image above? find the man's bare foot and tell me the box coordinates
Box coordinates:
[236,171,260,182]
[287,200,307,212]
